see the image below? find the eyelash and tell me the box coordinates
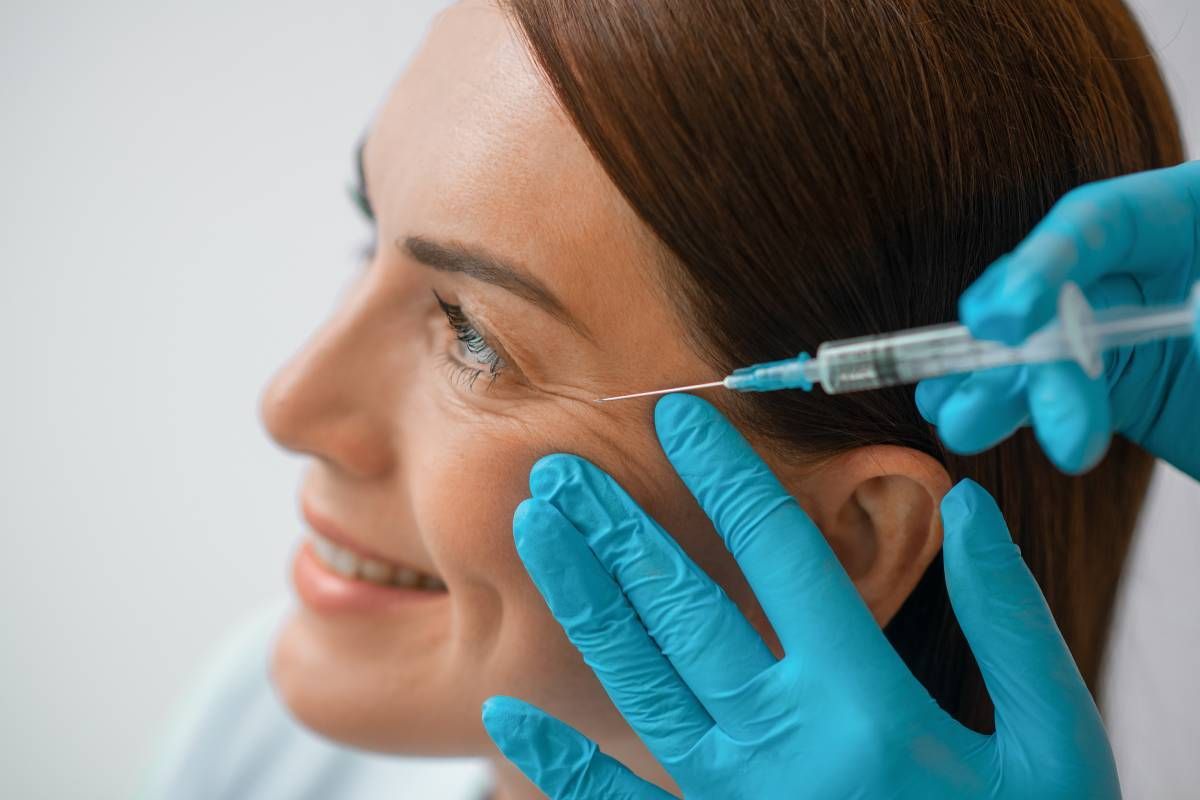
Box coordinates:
[348,163,505,393]
[349,161,377,262]
[433,290,506,390]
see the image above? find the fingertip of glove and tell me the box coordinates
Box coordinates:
[1041,432,1109,476]
[941,479,1014,570]
[481,695,527,732]
[655,393,741,467]
[959,257,1056,345]
[935,393,991,455]
[940,479,979,529]
[654,392,711,436]
[1028,364,1111,475]
[958,265,1006,324]
[529,452,586,497]
[940,479,1007,542]
[511,497,562,557]
[913,381,942,425]
[512,495,542,522]
[481,697,545,762]
[959,263,1024,344]
[914,373,972,426]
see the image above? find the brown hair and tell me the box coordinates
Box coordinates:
[502,0,1182,731]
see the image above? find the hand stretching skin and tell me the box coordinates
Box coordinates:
[483,394,1118,800]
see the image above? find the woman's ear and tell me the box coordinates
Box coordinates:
[776,446,951,625]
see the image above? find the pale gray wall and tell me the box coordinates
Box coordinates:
[0,2,1196,798]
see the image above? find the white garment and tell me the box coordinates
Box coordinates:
[138,601,493,800]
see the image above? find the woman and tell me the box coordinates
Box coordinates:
[144,1,1184,797]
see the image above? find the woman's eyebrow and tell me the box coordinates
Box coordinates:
[399,234,593,340]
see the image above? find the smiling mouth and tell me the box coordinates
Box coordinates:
[308,531,448,592]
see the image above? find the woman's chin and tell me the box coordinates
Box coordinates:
[269,609,489,756]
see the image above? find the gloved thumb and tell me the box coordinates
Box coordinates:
[939,480,1116,787]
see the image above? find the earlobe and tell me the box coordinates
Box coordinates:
[778,446,951,626]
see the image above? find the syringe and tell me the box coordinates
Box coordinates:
[596,281,1200,401]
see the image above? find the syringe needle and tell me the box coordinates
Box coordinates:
[595,380,726,403]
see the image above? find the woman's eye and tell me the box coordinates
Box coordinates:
[433,290,506,390]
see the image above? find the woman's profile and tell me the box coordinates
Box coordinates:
[145,1,1182,798]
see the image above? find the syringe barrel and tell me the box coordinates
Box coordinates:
[792,281,1198,395]
[815,323,1025,394]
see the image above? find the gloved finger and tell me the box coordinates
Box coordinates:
[1027,362,1112,474]
[960,161,1200,345]
[914,373,967,424]
[529,455,777,738]
[653,393,891,670]
[928,365,1030,455]
[512,498,713,758]
[940,480,1113,776]
[482,696,676,800]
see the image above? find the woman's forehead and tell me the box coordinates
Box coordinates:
[364,2,679,355]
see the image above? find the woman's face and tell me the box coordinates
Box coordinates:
[261,0,769,772]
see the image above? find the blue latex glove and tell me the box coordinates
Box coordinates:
[916,161,1200,477]
[483,394,1118,799]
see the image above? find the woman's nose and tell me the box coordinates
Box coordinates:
[260,276,398,479]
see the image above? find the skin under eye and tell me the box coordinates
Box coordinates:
[433,290,507,391]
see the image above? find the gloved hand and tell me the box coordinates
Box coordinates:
[482,394,1117,799]
[916,161,1200,478]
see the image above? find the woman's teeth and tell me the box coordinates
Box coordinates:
[309,533,446,591]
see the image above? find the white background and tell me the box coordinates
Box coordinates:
[1,2,1197,798]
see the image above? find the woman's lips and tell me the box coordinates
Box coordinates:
[295,498,447,613]
[301,497,437,575]
[292,540,447,614]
